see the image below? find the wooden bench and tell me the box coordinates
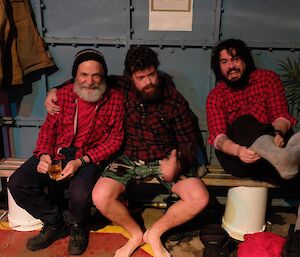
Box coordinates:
[0,158,280,212]
[203,165,276,188]
[0,158,276,188]
[0,158,27,178]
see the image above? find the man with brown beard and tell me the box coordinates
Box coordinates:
[8,49,125,255]
[46,46,209,257]
[206,39,300,257]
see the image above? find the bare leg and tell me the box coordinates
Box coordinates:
[143,177,208,257]
[92,177,143,257]
[143,230,171,257]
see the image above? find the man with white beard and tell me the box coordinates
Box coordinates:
[8,49,125,255]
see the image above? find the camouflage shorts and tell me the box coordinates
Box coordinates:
[102,154,196,190]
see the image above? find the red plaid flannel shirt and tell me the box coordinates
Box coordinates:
[206,69,297,145]
[122,72,198,167]
[34,82,124,164]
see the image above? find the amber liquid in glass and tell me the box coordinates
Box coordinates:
[48,161,62,180]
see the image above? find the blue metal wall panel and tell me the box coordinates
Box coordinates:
[12,127,40,158]
[6,0,300,159]
[42,0,127,40]
[252,50,300,72]
[154,47,211,125]
[221,0,300,45]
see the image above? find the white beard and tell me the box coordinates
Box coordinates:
[73,80,107,102]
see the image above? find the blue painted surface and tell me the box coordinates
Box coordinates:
[6,0,300,159]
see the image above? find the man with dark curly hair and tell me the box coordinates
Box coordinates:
[46,46,209,257]
[207,39,300,179]
[206,38,300,257]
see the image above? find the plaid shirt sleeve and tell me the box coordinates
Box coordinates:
[206,86,227,145]
[33,112,58,157]
[265,70,297,125]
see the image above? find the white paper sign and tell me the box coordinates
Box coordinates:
[149,0,193,31]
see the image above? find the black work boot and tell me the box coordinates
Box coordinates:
[282,224,300,257]
[199,224,230,257]
[27,221,69,251]
[68,223,89,255]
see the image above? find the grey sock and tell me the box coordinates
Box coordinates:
[250,134,300,180]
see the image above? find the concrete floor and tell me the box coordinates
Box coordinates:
[142,207,297,257]
[1,208,295,257]
[0,186,298,257]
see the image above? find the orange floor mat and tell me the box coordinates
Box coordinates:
[0,224,153,257]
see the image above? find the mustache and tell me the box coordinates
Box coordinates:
[227,67,240,75]
[143,84,156,90]
[80,83,100,89]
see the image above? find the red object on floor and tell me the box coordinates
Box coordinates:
[0,229,152,257]
[237,232,285,257]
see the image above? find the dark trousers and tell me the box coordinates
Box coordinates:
[8,155,100,225]
[215,114,297,187]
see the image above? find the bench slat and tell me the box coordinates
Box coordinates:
[0,170,15,177]
[202,176,275,188]
[1,158,27,162]
[0,158,26,177]
[206,165,226,173]
[205,165,275,188]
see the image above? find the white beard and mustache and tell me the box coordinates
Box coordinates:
[73,80,107,102]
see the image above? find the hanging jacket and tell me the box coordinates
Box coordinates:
[0,0,56,87]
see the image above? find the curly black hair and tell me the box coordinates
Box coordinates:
[211,39,256,81]
[124,46,160,75]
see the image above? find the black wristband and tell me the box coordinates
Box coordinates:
[274,129,284,137]
[79,156,86,166]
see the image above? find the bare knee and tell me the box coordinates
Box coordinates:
[189,186,209,214]
[92,187,107,212]
[92,178,124,212]
[173,178,209,213]
[92,187,111,212]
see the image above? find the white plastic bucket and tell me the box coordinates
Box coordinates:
[7,181,43,231]
[222,186,268,241]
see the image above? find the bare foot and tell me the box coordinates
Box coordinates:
[143,230,171,257]
[114,233,143,257]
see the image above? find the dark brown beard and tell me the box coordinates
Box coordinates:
[139,86,162,102]
[222,68,251,90]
